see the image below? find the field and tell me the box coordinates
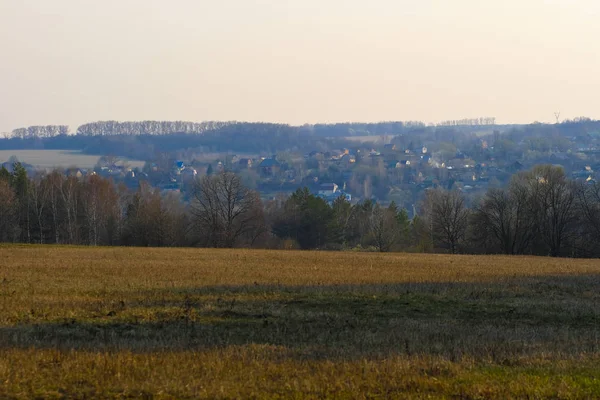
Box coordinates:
[343,135,391,144]
[0,150,145,169]
[1,247,600,398]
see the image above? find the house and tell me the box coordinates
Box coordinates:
[66,168,84,179]
[259,158,280,176]
[316,183,351,204]
[550,152,569,161]
[458,172,477,182]
[330,150,343,160]
[181,167,198,181]
[339,154,356,166]
[384,144,397,151]
[507,161,524,173]
[318,183,339,196]
[238,158,253,168]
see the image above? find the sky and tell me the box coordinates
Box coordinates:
[0,0,599,133]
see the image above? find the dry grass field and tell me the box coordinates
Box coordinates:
[1,246,600,398]
[0,150,145,169]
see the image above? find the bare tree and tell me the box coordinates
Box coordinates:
[81,175,118,246]
[59,176,80,244]
[82,176,101,246]
[45,171,64,244]
[472,185,535,255]
[30,177,50,244]
[369,204,400,252]
[124,182,171,246]
[191,172,264,248]
[422,188,469,254]
[576,182,600,241]
[105,183,129,246]
[331,195,354,247]
[515,165,576,257]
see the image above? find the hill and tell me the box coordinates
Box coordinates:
[1,246,600,398]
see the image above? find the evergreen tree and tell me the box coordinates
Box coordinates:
[272,188,334,249]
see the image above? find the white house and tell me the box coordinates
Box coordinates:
[318,183,339,196]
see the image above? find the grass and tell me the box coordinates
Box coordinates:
[1,246,600,398]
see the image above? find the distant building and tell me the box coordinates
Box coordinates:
[340,154,356,166]
[318,183,339,196]
[259,158,280,176]
[181,167,198,182]
[66,168,84,179]
[330,150,343,160]
[238,158,253,168]
[316,183,351,204]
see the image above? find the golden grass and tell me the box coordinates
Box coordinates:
[1,246,600,398]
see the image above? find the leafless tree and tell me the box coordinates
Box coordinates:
[59,176,80,244]
[83,176,101,246]
[191,172,264,248]
[472,184,535,255]
[369,204,400,252]
[516,165,577,257]
[29,177,50,244]
[45,171,64,244]
[576,181,600,243]
[422,188,470,254]
[81,175,118,246]
[105,183,129,246]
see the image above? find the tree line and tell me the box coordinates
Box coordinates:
[9,121,233,138]
[9,119,498,139]
[424,164,600,257]
[436,117,496,127]
[1,163,599,257]
[76,121,234,136]
[10,125,70,139]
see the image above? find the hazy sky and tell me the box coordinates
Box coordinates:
[0,0,599,133]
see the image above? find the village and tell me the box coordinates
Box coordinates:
[121,131,600,212]
[4,126,597,216]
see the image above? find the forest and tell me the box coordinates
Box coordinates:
[1,162,599,258]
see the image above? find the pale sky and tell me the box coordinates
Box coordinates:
[0,0,599,133]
